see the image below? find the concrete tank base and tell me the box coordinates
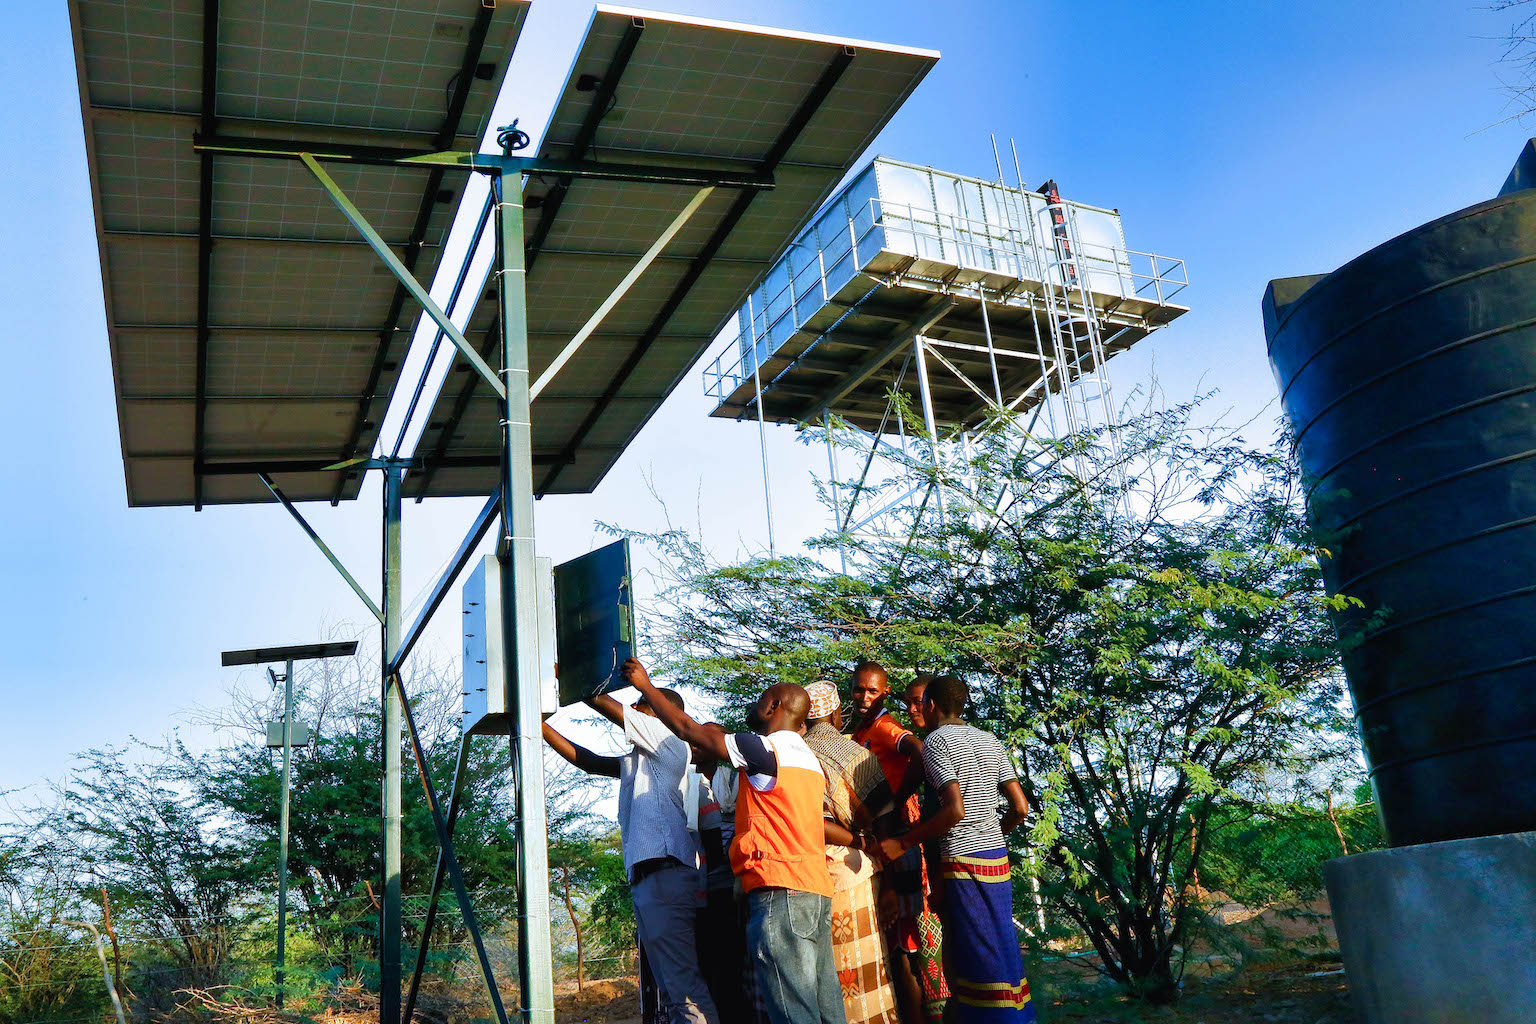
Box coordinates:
[1324,832,1536,1023]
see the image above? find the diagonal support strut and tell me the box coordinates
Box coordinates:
[299,152,507,401]
[258,473,384,623]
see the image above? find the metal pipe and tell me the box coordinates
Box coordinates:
[258,474,384,623]
[299,152,507,401]
[495,173,557,1023]
[752,341,776,558]
[822,413,845,572]
[276,657,293,1009]
[531,186,715,400]
[380,465,403,1024]
[913,337,946,522]
[976,285,1004,408]
[403,733,472,1023]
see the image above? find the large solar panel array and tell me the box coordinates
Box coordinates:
[75,1,938,506]
[73,0,530,506]
[403,6,938,498]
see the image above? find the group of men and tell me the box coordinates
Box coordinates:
[542,658,1034,1024]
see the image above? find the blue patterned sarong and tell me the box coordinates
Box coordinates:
[940,850,1034,1022]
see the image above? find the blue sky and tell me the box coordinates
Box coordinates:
[3,0,1531,795]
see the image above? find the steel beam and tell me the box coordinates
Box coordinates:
[395,676,510,1024]
[496,175,556,1023]
[192,0,220,510]
[258,474,384,623]
[402,733,471,1024]
[192,134,773,190]
[301,153,506,400]
[792,296,955,416]
[531,186,715,400]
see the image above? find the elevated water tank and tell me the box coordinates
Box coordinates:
[1264,147,1536,847]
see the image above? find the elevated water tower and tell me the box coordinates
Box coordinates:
[701,154,1189,541]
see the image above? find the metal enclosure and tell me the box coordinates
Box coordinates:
[553,539,636,706]
[1264,143,1536,847]
[266,721,312,748]
[462,554,557,735]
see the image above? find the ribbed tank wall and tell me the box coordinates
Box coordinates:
[1265,190,1536,848]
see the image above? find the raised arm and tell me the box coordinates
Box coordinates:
[619,658,729,760]
[999,778,1029,836]
[879,780,962,863]
[542,721,621,778]
[585,692,625,727]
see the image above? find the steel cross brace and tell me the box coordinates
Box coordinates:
[394,672,510,1024]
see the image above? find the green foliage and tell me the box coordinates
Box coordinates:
[173,653,523,967]
[625,397,1360,1004]
[1198,797,1383,908]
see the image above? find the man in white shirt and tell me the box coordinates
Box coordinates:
[542,687,719,1024]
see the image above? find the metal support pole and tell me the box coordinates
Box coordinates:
[913,336,946,522]
[276,658,294,1010]
[752,344,776,558]
[494,172,556,1024]
[822,412,846,573]
[977,285,1004,409]
[380,465,403,1024]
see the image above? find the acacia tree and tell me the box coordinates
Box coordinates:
[629,398,1358,1003]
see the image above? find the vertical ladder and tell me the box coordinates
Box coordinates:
[1037,180,1123,478]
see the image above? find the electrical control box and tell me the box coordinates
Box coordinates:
[462,554,557,736]
[265,721,312,748]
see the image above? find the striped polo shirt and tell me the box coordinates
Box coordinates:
[923,723,1021,857]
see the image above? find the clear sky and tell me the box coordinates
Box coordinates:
[3,0,1531,795]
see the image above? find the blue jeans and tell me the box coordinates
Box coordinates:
[746,887,846,1024]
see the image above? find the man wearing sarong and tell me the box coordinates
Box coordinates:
[621,658,847,1024]
[851,662,947,1024]
[803,681,903,1024]
[880,676,1034,1023]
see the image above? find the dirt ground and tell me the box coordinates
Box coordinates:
[554,977,642,1024]
[548,963,1354,1024]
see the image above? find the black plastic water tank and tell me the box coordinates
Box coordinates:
[1264,169,1536,848]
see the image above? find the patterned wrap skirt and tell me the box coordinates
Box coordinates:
[829,848,902,1024]
[939,850,1034,1023]
[883,846,949,1023]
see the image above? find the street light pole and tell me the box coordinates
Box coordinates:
[276,657,294,1009]
[221,640,358,1012]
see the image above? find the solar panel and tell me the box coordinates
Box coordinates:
[403,5,938,499]
[71,0,531,507]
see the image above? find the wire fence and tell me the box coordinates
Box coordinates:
[6,802,1384,1022]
